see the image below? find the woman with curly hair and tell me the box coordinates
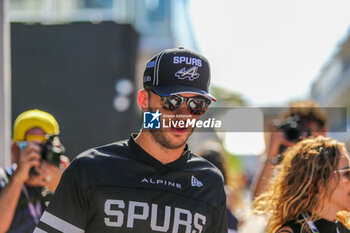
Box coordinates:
[253,136,350,233]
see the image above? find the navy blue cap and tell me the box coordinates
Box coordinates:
[143,47,216,101]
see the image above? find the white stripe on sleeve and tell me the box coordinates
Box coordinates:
[228,229,237,233]
[40,211,85,233]
[33,228,47,233]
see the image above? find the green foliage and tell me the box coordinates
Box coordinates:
[223,147,243,173]
[210,85,246,106]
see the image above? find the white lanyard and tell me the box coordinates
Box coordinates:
[302,212,340,233]
[22,186,42,225]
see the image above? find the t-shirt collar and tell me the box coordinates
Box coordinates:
[128,133,190,172]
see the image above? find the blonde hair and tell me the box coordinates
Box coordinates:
[253,136,347,233]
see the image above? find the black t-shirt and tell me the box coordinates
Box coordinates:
[34,134,228,233]
[282,217,350,233]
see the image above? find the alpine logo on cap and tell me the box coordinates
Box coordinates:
[175,66,200,81]
[191,175,203,187]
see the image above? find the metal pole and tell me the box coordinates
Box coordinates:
[0,0,12,167]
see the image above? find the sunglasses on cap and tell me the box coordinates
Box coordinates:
[149,89,211,115]
[16,134,48,150]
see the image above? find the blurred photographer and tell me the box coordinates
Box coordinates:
[0,109,70,233]
[251,100,327,198]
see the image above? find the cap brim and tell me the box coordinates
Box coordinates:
[150,85,216,102]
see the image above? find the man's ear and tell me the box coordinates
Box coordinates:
[137,89,150,111]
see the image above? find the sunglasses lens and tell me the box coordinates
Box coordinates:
[187,98,210,115]
[161,94,210,115]
[161,95,184,111]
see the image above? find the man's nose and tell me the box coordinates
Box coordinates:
[176,101,191,115]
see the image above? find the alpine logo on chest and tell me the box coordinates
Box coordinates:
[141,178,182,189]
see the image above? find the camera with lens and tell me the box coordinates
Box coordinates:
[30,135,65,175]
[275,115,310,142]
[40,135,65,166]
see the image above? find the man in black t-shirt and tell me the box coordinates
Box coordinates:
[34,47,228,233]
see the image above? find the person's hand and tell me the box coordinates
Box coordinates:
[266,129,295,160]
[13,142,41,184]
[32,155,70,192]
[59,155,70,170]
[25,170,49,187]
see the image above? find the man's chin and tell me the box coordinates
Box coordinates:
[150,128,190,150]
[166,129,192,148]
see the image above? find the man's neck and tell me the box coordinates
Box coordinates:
[134,132,186,164]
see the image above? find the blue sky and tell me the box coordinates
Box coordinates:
[189,0,350,107]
